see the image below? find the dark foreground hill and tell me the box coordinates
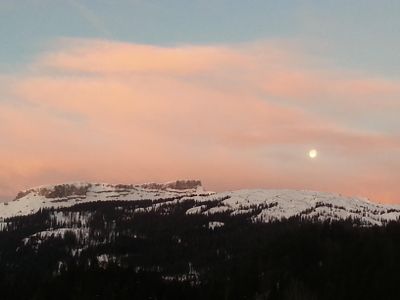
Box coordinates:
[1,181,400,299]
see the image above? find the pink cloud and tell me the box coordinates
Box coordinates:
[37,38,248,76]
[0,38,399,203]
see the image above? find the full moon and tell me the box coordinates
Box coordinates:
[309,149,318,159]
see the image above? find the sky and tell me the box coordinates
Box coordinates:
[0,0,400,203]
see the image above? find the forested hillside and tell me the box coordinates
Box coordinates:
[1,199,400,300]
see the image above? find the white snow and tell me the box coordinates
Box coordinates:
[212,189,400,225]
[0,181,211,220]
[1,181,400,226]
[186,205,207,215]
[23,227,89,245]
[208,221,225,229]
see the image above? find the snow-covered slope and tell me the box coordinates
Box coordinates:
[189,189,400,226]
[0,180,206,219]
[1,180,399,225]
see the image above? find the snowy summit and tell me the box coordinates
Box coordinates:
[1,180,400,226]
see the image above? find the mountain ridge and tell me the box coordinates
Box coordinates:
[2,180,399,225]
[2,181,400,299]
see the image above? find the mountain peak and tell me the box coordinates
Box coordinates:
[138,180,202,191]
[13,180,203,201]
[3,181,400,226]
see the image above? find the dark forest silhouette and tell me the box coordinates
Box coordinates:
[1,199,400,299]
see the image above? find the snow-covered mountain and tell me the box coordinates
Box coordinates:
[3,181,400,299]
[1,180,205,219]
[1,180,399,225]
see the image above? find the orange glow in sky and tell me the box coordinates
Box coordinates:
[0,39,399,203]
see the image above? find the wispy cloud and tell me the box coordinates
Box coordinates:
[1,38,399,202]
